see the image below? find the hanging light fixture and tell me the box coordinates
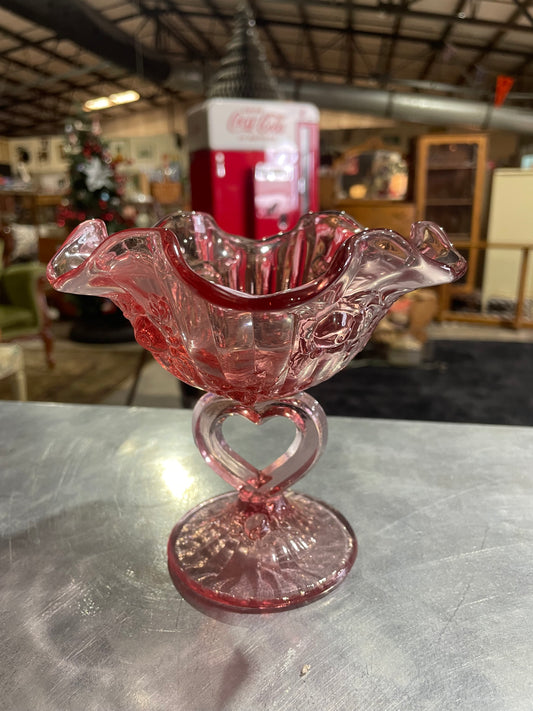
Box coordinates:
[84,90,140,111]
[207,2,280,100]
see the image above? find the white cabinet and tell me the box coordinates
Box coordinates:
[482,169,533,307]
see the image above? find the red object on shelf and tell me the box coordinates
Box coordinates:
[188,98,319,239]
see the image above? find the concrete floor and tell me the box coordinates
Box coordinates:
[102,352,186,409]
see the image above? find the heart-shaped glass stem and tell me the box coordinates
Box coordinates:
[192,391,327,502]
[167,392,357,611]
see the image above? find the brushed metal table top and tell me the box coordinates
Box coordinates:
[1,401,532,711]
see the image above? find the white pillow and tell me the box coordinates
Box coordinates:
[8,223,38,262]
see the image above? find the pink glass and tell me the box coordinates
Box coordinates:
[48,210,466,611]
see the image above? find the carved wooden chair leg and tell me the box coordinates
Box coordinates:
[37,275,55,368]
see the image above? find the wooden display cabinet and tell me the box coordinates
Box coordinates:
[334,198,416,239]
[414,133,488,294]
[0,191,66,264]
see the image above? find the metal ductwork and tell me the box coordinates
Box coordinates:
[167,69,533,135]
[4,0,533,135]
[277,79,533,135]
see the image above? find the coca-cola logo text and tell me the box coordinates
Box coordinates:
[227,110,286,137]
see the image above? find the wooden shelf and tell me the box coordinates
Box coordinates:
[424,198,474,207]
[415,132,488,296]
[447,233,471,241]
[333,199,416,237]
[0,191,66,264]
[426,163,476,171]
[0,191,64,228]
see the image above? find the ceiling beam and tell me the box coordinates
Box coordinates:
[161,0,219,58]
[7,0,525,91]
[143,7,533,63]
[0,23,128,95]
[134,0,203,59]
[378,0,411,85]
[247,0,291,76]
[270,0,533,35]
[297,0,322,76]
[0,0,174,84]
[154,1,533,37]
[0,12,153,111]
[457,3,524,87]
[346,1,354,83]
[512,0,533,28]
[418,0,468,81]
[200,0,232,33]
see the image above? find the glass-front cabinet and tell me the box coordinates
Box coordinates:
[415,133,488,293]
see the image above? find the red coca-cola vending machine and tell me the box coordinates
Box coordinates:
[187,98,319,239]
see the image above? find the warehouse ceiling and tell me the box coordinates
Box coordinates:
[0,0,533,137]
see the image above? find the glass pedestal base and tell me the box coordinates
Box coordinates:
[167,491,357,611]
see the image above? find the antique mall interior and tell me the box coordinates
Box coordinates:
[1,0,533,421]
[2,3,533,709]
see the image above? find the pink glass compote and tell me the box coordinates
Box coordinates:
[48,211,466,611]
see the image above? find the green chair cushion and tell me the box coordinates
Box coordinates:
[0,304,34,330]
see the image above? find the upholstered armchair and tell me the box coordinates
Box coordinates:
[0,233,54,367]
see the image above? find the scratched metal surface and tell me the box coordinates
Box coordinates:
[1,401,532,711]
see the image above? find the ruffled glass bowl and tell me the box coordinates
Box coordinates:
[48,210,466,611]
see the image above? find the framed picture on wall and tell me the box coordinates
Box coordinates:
[37,138,50,165]
[57,144,68,162]
[16,144,32,166]
[134,142,156,162]
[109,139,131,161]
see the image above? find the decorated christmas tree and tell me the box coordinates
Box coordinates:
[57,114,131,233]
[57,113,135,342]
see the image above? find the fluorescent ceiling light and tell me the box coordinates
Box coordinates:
[109,90,140,105]
[84,96,112,111]
[84,90,140,111]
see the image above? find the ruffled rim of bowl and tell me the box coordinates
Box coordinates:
[47,211,466,312]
